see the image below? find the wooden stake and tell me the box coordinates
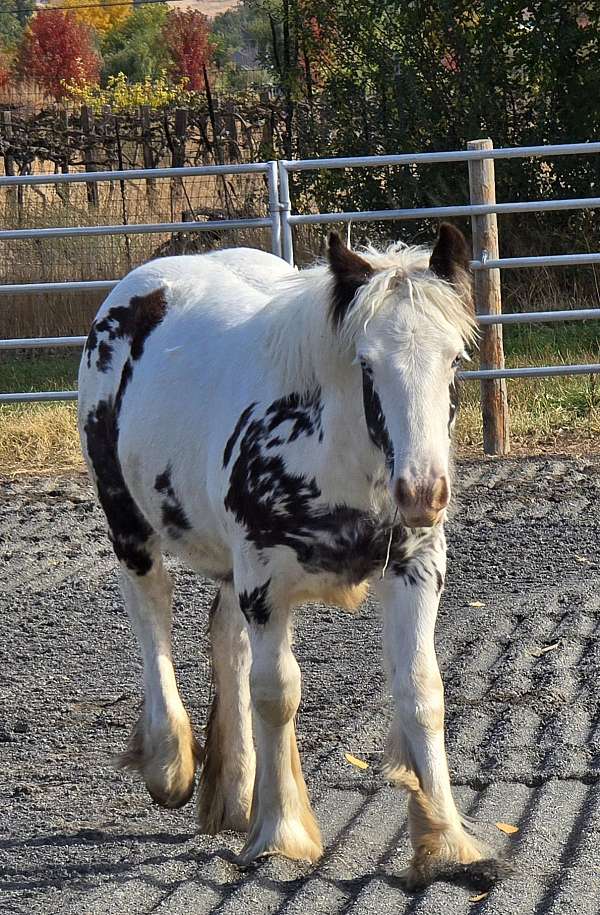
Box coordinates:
[81,106,99,208]
[1,110,18,217]
[467,138,511,456]
[141,105,157,210]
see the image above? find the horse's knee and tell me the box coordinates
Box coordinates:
[393,667,445,735]
[250,651,301,728]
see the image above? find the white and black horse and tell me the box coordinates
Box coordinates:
[78,224,503,890]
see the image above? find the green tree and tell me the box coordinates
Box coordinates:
[287,0,600,248]
[101,3,169,82]
[212,1,273,68]
[0,0,34,52]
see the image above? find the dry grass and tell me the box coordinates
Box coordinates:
[0,177,272,339]
[2,369,599,477]
[0,403,83,476]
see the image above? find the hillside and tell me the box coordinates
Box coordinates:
[167,0,239,15]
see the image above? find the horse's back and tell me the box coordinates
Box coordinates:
[79,247,291,396]
[77,247,293,574]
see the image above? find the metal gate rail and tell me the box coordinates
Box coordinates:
[1,142,599,406]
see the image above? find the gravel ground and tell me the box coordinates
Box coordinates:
[1,455,600,914]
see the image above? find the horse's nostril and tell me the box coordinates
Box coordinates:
[431,475,450,510]
[394,477,415,508]
[394,474,450,515]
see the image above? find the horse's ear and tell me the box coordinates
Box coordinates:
[429,223,471,283]
[327,232,374,328]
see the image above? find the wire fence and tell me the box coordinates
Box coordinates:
[1,140,599,453]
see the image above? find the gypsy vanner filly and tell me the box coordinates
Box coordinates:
[78,224,503,890]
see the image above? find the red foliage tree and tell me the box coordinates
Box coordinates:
[17,10,101,100]
[163,10,212,91]
[0,54,11,91]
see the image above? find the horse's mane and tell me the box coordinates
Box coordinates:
[264,242,477,390]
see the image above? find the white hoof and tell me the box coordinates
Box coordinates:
[239,813,323,864]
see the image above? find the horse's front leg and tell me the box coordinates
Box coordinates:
[375,532,499,890]
[234,568,323,864]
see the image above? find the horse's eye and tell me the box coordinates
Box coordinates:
[360,358,373,376]
[451,354,462,370]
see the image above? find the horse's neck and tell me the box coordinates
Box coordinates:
[263,269,344,392]
[262,274,387,509]
[316,370,386,510]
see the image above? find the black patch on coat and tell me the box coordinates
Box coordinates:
[238,580,271,625]
[154,465,191,538]
[266,390,323,443]
[298,506,411,583]
[223,403,257,468]
[84,287,167,370]
[97,339,113,373]
[86,306,136,371]
[128,288,168,360]
[224,394,323,555]
[327,232,374,328]
[224,390,440,587]
[362,368,394,472]
[225,394,413,583]
[449,376,461,431]
[390,553,440,591]
[84,324,99,367]
[116,359,133,413]
[84,399,154,575]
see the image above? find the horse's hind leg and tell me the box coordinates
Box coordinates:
[117,549,200,808]
[197,583,255,833]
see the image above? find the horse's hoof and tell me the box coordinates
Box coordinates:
[238,817,323,865]
[148,780,196,810]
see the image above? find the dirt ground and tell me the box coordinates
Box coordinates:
[1,454,600,914]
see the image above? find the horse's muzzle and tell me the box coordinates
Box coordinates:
[394,474,450,528]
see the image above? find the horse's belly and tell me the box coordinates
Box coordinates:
[119,441,231,577]
[160,530,233,580]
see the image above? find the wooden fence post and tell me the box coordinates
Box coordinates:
[140,105,157,210]
[224,99,238,160]
[81,105,99,208]
[1,110,19,217]
[59,108,70,204]
[171,107,188,220]
[467,138,511,456]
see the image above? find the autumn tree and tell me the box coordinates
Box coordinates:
[0,52,10,90]
[102,2,169,81]
[59,0,132,38]
[163,9,213,91]
[17,9,101,99]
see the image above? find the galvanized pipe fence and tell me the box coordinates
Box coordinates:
[1,141,599,454]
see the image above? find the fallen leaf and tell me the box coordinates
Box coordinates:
[575,555,590,564]
[345,752,368,770]
[468,600,486,608]
[470,892,489,903]
[495,821,519,835]
[530,641,560,658]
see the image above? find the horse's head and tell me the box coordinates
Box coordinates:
[327,223,476,528]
